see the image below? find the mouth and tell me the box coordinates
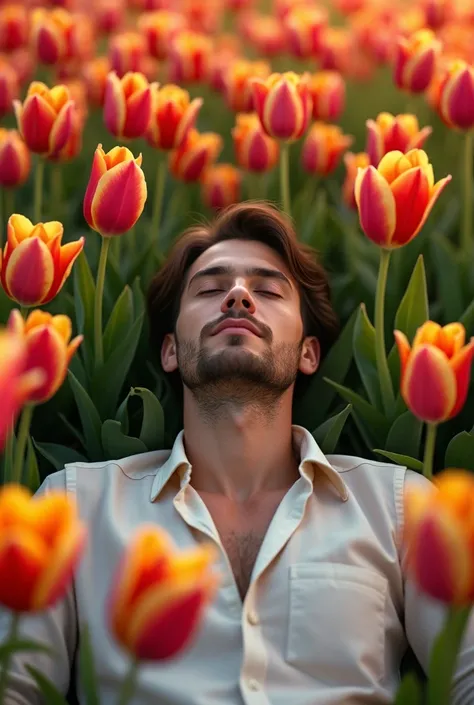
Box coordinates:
[211,319,263,337]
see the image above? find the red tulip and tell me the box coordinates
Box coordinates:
[0,129,30,188]
[103,71,154,140]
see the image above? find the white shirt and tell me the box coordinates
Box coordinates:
[2,425,474,704]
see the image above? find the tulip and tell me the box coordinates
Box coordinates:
[232,112,279,173]
[241,14,287,57]
[309,71,345,123]
[422,0,454,29]
[103,71,154,140]
[354,149,451,249]
[146,84,202,151]
[82,56,111,107]
[0,129,30,189]
[208,38,242,93]
[302,122,353,176]
[9,48,33,88]
[201,164,242,211]
[0,5,28,52]
[168,30,212,84]
[95,0,125,34]
[30,8,72,65]
[48,109,84,163]
[0,59,19,119]
[393,29,441,93]
[169,129,223,182]
[342,151,370,210]
[275,0,313,21]
[318,26,353,73]
[108,31,148,78]
[283,6,327,59]
[224,59,271,113]
[366,112,432,167]
[109,526,218,662]
[138,10,187,59]
[180,0,223,35]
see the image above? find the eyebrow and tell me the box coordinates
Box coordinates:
[187,265,292,289]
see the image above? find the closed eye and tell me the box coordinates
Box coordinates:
[198,289,224,295]
[256,290,282,298]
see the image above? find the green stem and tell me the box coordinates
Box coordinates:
[94,237,111,369]
[462,130,473,254]
[12,404,33,485]
[427,605,472,705]
[423,422,437,481]
[374,248,395,416]
[279,142,291,217]
[19,306,28,320]
[151,155,166,249]
[3,427,14,483]
[0,613,20,703]
[50,163,62,220]
[117,658,140,705]
[33,159,45,223]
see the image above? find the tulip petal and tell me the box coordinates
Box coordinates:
[45,237,84,305]
[263,81,303,140]
[393,330,411,380]
[66,335,83,365]
[122,87,152,139]
[448,338,474,419]
[24,325,67,403]
[403,47,437,93]
[0,531,48,611]
[246,130,276,172]
[408,125,432,151]
[251,79,269,122]
[90,160,147,236]
[365,119,384,166]
[7,214,34,246]
[402,344,457,422]
[6,308,25,335]
[104,72,126,138]
[83,145,107,230]
[390,167,430,247]
[440,69,474,131]
[411,175,452,240]
[175,98,203,150]
[4,237,55,306]
[354,165,396,246]
[49,101,74,157]
[19,95,56,154]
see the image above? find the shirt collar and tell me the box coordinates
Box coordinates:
[150,425,348,502]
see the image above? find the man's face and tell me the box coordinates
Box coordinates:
[161,239,320,398]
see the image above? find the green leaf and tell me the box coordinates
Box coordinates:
[353,304,382,410]
[293,307,358,429]
[130,387,165,450]
[101,420,148,460]
[312,404,352,454]
[393,672,423,705]
[323,378,391,447]
[445,431,474,471]
[77,624,100,705]
[372,450,423,472]
[103,285,133,361]
[460,297,474,337]
[115,393,131,435]
[74,251,96,374]
[0,640,52,660]
[385,411,423,460]
[26,665,69,705]
[24,435,40,492]
[427,605,472,705]
[430,232,464,321]
[394,255,429,340]
[33,441,87,471]
[67,371,103,460]
[58,413,86,447]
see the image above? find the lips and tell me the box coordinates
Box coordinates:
[211,318,263,337]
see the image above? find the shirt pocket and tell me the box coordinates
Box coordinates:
[286,562,387,685]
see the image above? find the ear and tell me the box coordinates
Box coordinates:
[161,333,178,372]
[299,336,320,376]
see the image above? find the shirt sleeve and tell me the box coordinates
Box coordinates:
[0,471,78,704]
[402,470,474,705]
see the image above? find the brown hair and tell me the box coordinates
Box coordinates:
[147,202,339,391]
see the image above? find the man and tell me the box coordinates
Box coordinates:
[1,202,473,704]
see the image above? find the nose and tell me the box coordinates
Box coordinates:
[221,283,256,314]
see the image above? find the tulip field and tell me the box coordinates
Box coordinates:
[2,0,474,701]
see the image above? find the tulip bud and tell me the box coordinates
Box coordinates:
[302,122,353,175]
[30,8,72,65]
[103,71,154,140]
[208,38,241,93]
[14,82,76,157]
[0,129,30,188]
[309,70,345,122]
[422,0,454,29]
[82,56,111,107]
[180,0,223,35]
[224,59,271,113]
[439,60,474,131]
[232,112,279,172]
[342,151,370,209]
[366,112,432,166]
[393,29,441,93]
[0,59,19,119]
[48,109,84,163]
[241,13,287,57]
[108,526,218,661]
[84,144,147,236]
[95,0,125,34]
[169,129,222,182]
[0,484,86,612]
[9,48,34,87]
[146,84,202,151]
[318,26,353,73]
[109,31,148,78]
[283,5,327,59]
[394,321,474,423]
[0,4,28,52]
[355,149,451,249]
[168,30,212,84]
[251,71,312,142]
[138,10,187,59]
[7,309,83,405]
[201,164,242,210]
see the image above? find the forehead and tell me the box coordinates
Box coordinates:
[186,239,293,280]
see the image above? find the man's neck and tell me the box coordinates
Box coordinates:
[182,388,299,503]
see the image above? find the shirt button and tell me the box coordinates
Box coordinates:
[248,678,260,691]
[247,610,259,625]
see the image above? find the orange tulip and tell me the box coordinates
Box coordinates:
[180,0,223,34]
[30,8,93,66]
[7,309,83,405]
[251,71,312,142]
[0,484,86,612]
[342,151,370,209]
[0,129,30,188]
[109,526,218,661]
[108,31,148,78]
[208,37,242,93]
[82,56,111,107]
[422,0,454,29]
[394,321,474,423]
[201,164,241,210]
[354,149,451,249]
[168,30,212,84]
[366,112,432,166]
[146,84,202,151]
[9,47,34,87]
[103,71,154,140]
[241,13,287,57]
[224,59,271,113]
[0,4,28,52]
[83,144,147,236]
[393,29,441,93]
[0,59,19,118]
[139,10,187,59]
[302,122,353,175]
[275,0,313,21]
[439,60,474,131]
[318,26,353,73]
[309,70,345,122]
[48,109,84,163]
[169,129,222,182]
[95,0,125,34]
[403,470,474,604]
[14,82,76,157]
[0,215,84,307]
[283,5,327,59]
[232,112,279,172]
